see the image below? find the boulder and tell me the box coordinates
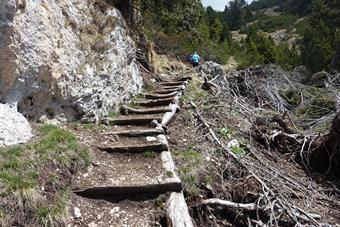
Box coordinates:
[198,61,224,79]
[0,104,32,147]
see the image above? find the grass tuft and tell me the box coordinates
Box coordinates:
[174,149,203,197]
[165,170,174,178]
[143,151,157,159]
[34,189,70,227]
[0,124,90,226]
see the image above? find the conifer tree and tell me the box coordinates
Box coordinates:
[301,0,335,72]
[210,17,223,42]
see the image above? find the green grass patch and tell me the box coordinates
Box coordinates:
[0,124,91,226]
[181,79,209,103]
[218,127,233,140]
[230,146,245,155]
[34,189,70,226]
[108,111,121,118]
[142,151,157,159]
[173,149,203,167]
[174,149,203,197]
[165,170,174,178]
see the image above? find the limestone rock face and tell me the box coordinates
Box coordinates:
[0,0,143,123]
[0,104,32,147]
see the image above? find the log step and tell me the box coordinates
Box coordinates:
[70,194,163,226]
[175,76,192,81]
[159,81,185,86]
[102,114,162,126]
[143,91,179,100]
[73,150,181,197]
[167,192,195,227]
[103,128,164,137]
[99,141,167,153]
[71,151,182,226]
[121,105,172,115]
[134,98,174,107]
[75,183,181,198]
[99,135,169,153]
[153,88,183,94]
[160,85,185,90]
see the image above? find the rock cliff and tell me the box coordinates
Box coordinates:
[0,104,32,147]
[0,0,143,123]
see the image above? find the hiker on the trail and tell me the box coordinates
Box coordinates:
[190,52,200,67]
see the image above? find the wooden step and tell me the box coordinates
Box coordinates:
[134,97,174,107]
[167,192,195,227]
[175,76,192,81]
[73,150,181,197]
[98,135,169,153]
[103,127,165,137]
[153,88,183,94]
[159,81,185,86]
[143,91,179,100]
[102,114,162,126]
[99,141,167,153]
[121,105,172,115]
[160,85,185,90]
[70,194,164,226]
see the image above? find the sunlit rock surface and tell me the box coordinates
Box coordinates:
[0,0,143,123]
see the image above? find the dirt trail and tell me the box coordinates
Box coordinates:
[68,76,193,226]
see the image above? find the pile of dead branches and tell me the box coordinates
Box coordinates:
[190,101,340,226]
[213,65,339,133]
[189,65,340,226]
[212,65,340,174]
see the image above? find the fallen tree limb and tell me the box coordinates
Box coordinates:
[202,198,257,211]
[201,77,221,96]
[190,101,238,160]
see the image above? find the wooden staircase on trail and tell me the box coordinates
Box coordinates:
[70,77,194,227]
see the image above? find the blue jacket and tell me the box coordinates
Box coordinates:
[191,53,200,63]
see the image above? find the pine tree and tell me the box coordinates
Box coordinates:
[210,17,223,42]
[225,0,246,30]
[301,0,335,72]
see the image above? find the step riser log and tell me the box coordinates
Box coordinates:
[144,92,179,100]
[102,117,162,126]
[74,183,182,198]
[99,143,168,153]
[153,88,183,94]
[121,105,172,115]
[103,128,164,137]
[159,82,185,86]
[134,98,174,107]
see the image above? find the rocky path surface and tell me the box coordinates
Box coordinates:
[69,77,194,227]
